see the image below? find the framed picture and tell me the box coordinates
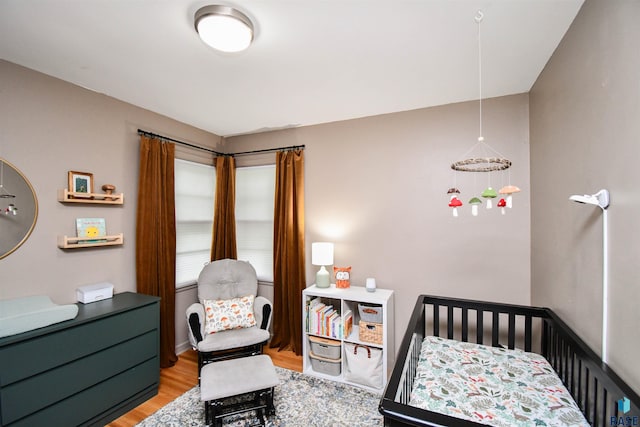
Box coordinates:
[68,171,94,197]
[76,218,107,242]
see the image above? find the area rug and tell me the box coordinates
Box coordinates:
[136,367,383,426]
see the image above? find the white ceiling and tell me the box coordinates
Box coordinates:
[0,0,583,137]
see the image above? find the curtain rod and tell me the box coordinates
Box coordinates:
[232,145,305,156]
[137,129,304,157]
[137,129,224,156]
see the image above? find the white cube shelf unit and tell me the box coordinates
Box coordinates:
[302,284,394,392]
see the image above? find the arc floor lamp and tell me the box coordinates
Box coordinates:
[569,189,610,363]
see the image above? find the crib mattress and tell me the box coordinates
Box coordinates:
[409,336,589,427]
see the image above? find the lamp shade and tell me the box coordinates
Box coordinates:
[195,5,254,53]
[312,242,334,266]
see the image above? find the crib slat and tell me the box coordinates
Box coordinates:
[592,377,598,424]
[601,388,608,427]
[447,306,454,339]
[585,369,591,421]
[577,359,583,409]
[554,327,560,368]
[492,311,499,347]
[461,308,468,342]
[524,315,532,352]
[508,313,515,349]
[569,352,575,394]
[476,310,483,344]
[565,342,570,382]
[433,304,440,336]
[541,320,549,357]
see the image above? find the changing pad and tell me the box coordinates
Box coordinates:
[410,336,589,426]
[0,295,79,338]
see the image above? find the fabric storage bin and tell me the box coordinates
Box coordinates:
[358,303,383,323]
[309,352,342,376]
[309,335,341,360]
[359,321,383,344]
[344,343,383,389]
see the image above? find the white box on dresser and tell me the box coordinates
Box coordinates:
[76,282,114,304]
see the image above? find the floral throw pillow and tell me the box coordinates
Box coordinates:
[204,295,256,334]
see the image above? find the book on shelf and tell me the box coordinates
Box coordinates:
[318,305,334,335]
[76,218,108,243]
[308,300,325,335]
[306,296,349,339]
[327,311,339,338]
[305,298,320,331]
[343,310,353,339]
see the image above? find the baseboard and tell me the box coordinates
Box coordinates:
[176,340,192,355]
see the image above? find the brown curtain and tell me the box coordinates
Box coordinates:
[211,155,237,261]
[270,150,306,355]
[136,135,178,368]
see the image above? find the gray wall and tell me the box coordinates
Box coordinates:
[0,60,221,349]
[227,93,532,353]
[530,0,640,393]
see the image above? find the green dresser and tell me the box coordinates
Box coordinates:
[0,292,160,427]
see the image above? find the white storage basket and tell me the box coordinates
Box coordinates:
[358,303,383,323]
[309,335,341,360]
[309,352,341,376]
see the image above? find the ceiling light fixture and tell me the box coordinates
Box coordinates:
[194,5,254,53]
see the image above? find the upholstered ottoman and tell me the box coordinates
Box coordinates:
[200,354,280,427]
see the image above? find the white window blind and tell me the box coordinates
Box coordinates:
[236,165,275,282]
[175,158,215,287]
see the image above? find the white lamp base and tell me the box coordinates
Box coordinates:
[316,266,330,288]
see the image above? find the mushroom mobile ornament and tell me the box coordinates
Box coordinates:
[447,188,462,217]
[497,198,507,215]
[469,197,482,216]
[447,187,461,200]
[481,187,498,209]
[448,197,463,217]
[499,185,521,208]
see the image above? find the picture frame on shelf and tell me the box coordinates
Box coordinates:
[68,170,94,197]
[76,217,107,243]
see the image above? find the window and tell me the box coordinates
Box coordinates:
[175,159,215,287]
[236,165,276,282]
[174,160,275,286]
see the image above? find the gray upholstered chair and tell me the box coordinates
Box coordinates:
[186,259,272,374]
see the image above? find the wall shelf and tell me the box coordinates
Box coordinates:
[58,189,124,205]
[58,233,124,249]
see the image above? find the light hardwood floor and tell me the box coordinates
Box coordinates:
[106,347,302,427]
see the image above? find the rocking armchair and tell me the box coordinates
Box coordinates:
[186,259,272,374]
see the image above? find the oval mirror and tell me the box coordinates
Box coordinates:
[0,158,38,259]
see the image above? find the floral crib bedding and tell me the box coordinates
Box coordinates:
[409,336,589,427]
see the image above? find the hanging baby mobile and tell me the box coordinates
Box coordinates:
[448,10,520,217]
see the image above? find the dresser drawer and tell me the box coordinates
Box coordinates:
[0,303,157,386]
[5,357,158,427]
[1,330,158,425]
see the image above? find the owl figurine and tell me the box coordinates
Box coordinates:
[334,266,352,289]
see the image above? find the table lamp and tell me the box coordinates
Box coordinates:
[312,242,334,288]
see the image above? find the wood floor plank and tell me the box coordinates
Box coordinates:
[106,347,302,427]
